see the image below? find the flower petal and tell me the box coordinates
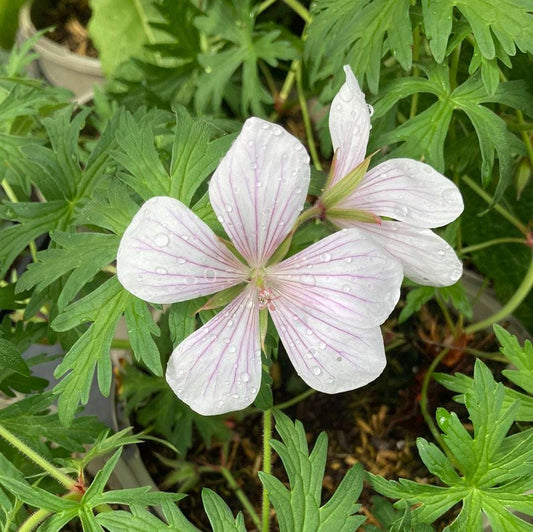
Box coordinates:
[166,286,261,416]
[328,65,371,186]
[117,196,248,303]
[340,221,463,286]
[270,296,387,393]
[335,158,464,228]
[209,117,310,268]
[266,229,402,329]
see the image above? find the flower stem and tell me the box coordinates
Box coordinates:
[0,423,76,490]
[516,109,533,168]
[461,175,528,235]
[281,0,311,23]
[295,62,323,171]
[19,492,82,532]
[409,25,420,118]
[274,388,315,410]
[465,250,533,335]
[460,237,527,255]
[220,466,261,529]
[419,348,456,463]
[261,409,272,532]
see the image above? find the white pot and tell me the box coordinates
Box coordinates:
[17,1,104,103]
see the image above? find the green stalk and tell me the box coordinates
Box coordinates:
[516,109,533,168]
[419,348,456,463]
[261,409,272,532]
[19,492,82,532]
[0,424,77,490]
[460,237,526,255]
[274,388,315,410]
[461,175,528,235]
[281,0,311,23]
[465,250,533,335]
[220,467,261,529]
[295,62,323,171]
[409,25,420,118]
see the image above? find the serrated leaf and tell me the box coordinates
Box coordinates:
[259,410,365,531]
[202,489,247,532]
[52,277,131,425]
[306,0,412,94]
[124,298,162,375]
[372,359,533,529]
[0,338,28,376]
[16,232,119,311]
[194,0,296,116]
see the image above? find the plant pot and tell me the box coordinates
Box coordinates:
[17,1,104,103]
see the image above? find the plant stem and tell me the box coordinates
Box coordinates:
[281,0,311,23]
[19,492,82,532]
[295,62,323,171]
[465,250,533,335]
[0,424,76,490]
[419,348,456,462]
[274,388,315,410]
[449,41,461,92]
[515,109,533,168]
[461,175,528,235]
[409,25,420,118]
[220,466,261,529]
[460,237,526,255]
[261,409,272,532]
[256,0,277,15]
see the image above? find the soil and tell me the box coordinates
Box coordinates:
[125,299,509,531]
[31,0,98,57]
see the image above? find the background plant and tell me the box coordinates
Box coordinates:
[0,0,532,530]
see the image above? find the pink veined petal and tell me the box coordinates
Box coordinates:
[117,196,248,304]
[266,229,403,329]
[336,220,463,287]
[328,65,371,187]
[166,286,261,416]
[270,296,387,393]
[335,158,464,228]
[209,117,310,268]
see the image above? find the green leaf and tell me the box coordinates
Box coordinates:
[0,0,26,48]
[17,232,119,311]
[202,489,247,532]
[0,200,71,278]
[52,277,131,425]
[422,0,533,63]
[194,0,296,116]
[124,298,162,375]
[306,0,413,94]
[259,410,366,531]
[83,449,122,502]
[88,0,163,76]
[371,359,533,529]
[168,300,198,347]
[0,338,28,376]
[0,476,79,512]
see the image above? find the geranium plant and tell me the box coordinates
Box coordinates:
[0,0,532,530]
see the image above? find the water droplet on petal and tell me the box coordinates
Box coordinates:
[154,233,169,247]
[136,273,144,281]
[256,181,263,188]
[300,274,316,286]
[319,341,327,350]
[251,387,257,394]
[156,266,167,275]
[177,258,186,264]
[320,252,332,263]
[247,140,253,147]
[225,204,233,213]
[367,103,374,117]
[261,122,270,130]
[312,366,322,376]
[232,393,240,399]
[182,234,189,241]
[228,344,237,353]
[306,328,313,336]
[395,205,409,217]
[438,249,446,257]
[344,257,352,263]
[273,127,282,136]
[227,320,234,327]
[217,400,225,407]
[241,372,250,382]
[342,284,351,293]
[205,269,216,282]
[442,188,462,204]
[339,86,353,102]
[450,268,462,282]
[185,276,197,285]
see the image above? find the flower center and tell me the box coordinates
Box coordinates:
[249,268,277,311]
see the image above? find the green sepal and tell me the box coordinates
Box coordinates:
[267,230,294,266]
[197,284,246,313]
[259,308,269,352]
[326,208,381,224]
[321,154,372,210]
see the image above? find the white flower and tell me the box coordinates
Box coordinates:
[117,118,403,415]
[322,65,464,287]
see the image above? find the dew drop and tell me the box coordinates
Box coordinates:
[320,252,331,263]
[227,320,234,327]
[300,274,316,286]
[344,256,352,263]
[233,185,240,193]
[339,86,353,102]
[156,266,167,275]
[395,205,409,217]
[217,400,225,407]
[136,273,144,281]
[256,181,263,188]
[336,356,342,362]
[205,269,216,282]
[261,122,270,130]
[438,249,446,257]
[225,204,233,213]
[185,275,197,285]
[367,104,374,117]
[241,372,250,382]
[217,215,225,223]
[342,284,351,293]
[232,393,240,399]
[326,377,334,384]
[312,366,322,376]
[247,140,253,147]
[450,268,462,282]
[182,234,190,241]
[295,144,302,151]
[251,387,257,394]
[306,328,313,336]
[154,233,169,247]
[442,188,461,204]
[273,127,282,136]
[177,258,186,264]
[228,344,237,353]
[319,341,327,350]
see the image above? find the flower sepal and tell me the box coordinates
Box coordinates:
[320,153,373,210]
[326,208,381,225]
